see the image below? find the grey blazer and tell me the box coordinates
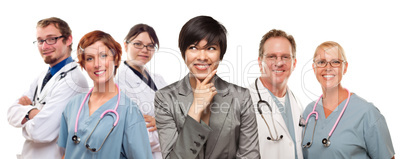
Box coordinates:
[154,74,260,159]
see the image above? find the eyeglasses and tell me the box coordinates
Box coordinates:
[314,59,346,68]
[127,41,156,51]
[33,36,64,46]
[264,54,293,63]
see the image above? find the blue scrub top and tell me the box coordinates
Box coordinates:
[302,94,394,159]
[58,92,153,159]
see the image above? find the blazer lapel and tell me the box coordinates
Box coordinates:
[123,64,143,90]
[205,76,232,158]
[177,74,194,116]
[175,74,233,158]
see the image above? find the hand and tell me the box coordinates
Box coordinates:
[18,96,32,106]
[188,70,218,122]
[29,109,40,119]
[143,114,157,132]
[21,108,39,125]
[193,70,218,110]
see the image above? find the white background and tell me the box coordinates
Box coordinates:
[0,0,400,158]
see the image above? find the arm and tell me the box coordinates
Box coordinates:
[364,108,395,159]
[236,89,260,159]
[117,75,161,153]
[18,96,38,125]
[57,110,69,152]
[22,77,85,143]
[154,91,212,159]
[123,108,153,159]
[8,76,39,127]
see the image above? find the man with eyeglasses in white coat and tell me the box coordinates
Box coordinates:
[7,17,88,159]
[248,29,303,159]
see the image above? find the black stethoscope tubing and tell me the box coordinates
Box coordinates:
[255,78,283,141]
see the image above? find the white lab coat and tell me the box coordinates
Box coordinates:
[7,62,88,159]
[116,63,167,159]
[248,78,304,159]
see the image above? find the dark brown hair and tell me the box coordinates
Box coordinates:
[124,24,159,50]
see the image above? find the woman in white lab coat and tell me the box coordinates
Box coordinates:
[116,24,167,159]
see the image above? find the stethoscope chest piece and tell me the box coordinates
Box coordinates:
[322,138,330,147]
[305,141,312,148]
[72,134,80,144]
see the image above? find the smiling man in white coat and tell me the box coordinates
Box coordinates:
[248,29,303,159]
[7,17,88,159]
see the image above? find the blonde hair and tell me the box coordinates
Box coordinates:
[314,41,347,62]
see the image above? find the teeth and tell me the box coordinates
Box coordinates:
[195,65,208,69]
[323,75,335,78]
[95,71,105,75]
[274,70,284,73]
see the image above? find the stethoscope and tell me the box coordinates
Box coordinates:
[71,84,120,152]
[254,78,283,141]
[302,88,350,148]
[32,66,77,106]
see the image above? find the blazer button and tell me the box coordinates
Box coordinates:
[190,148,197,154]
[199,134,205,140]
[194,141,200,147]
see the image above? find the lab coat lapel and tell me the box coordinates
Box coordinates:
[122,64,143,90]
[149,71,165,90]
[205,76,231,158]
[36,70,47,94]
[256,78,289,137]
[288,88,303,142]
[288,88,304,158]
[33,70,47,106]
[123,63,165,94]
[37,63,76,107]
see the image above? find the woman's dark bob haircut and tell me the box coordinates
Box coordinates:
[124,24,159,50]
[178,15,227,60]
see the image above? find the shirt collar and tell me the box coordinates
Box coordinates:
[49,56,74,75]
[124,61,158,91]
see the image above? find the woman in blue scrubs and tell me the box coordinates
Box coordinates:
[58,30,152,159]
[302,41,395,159]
